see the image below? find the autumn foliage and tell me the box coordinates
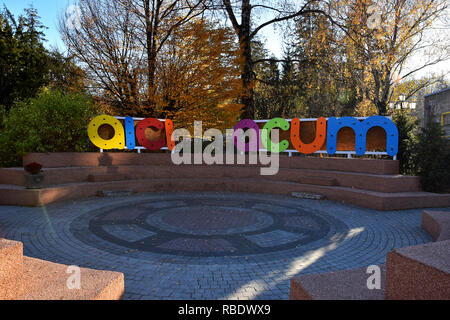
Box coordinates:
[154,19,244,131]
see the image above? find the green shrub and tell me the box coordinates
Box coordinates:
[0,89,98,167]
[392,111,418,175]
[413,122,450,193]
[0,105,6,128]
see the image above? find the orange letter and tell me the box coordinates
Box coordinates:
[165,119,175,151]
[291,117,327,154]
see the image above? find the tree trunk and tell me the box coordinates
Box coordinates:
[144,0,160,115]
[377,101,387,115]
[239,0,255,119]
[240,36,255,119]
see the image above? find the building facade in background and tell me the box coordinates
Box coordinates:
[424,87,450,138]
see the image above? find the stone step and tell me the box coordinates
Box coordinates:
[300,176,336,186]
[98,190,133,197]
[0,177,448,210]
[290,265,386,300]
[0,238,124,300]
[23,152,399,175]
[386,240,450,300]
[0,165,420,193]
[88,173,127,182]
[421,210,450,241]
[14,257,124,300]
[0,239,24,299]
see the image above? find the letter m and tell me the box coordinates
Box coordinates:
[327,116,398,156]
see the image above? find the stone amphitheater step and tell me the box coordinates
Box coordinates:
[300,176,336,186]
[87,173,127,182]
[15,257,124,300]
[23,152,400,175]
[290,265,386,300]
[386,240,450,300]
[0,239,24,299]
[0,165,421,193]
[0,238,124,300]
[421,210,450,241]
[290,220,450,300]
[0,178,449,210]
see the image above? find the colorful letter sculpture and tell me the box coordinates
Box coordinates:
[87,114,399,157]
[124,116,136,150]
[291,117,327,154]
[135,118,166,151]
[233,119,260,152]
[165,119,175,151]
[327,116,398,156]
[261,118,290,153]
[88,115,125,150]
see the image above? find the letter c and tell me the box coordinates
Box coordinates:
[135,118,166,151]
[261,118,290,153]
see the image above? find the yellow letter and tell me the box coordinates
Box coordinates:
[88,115,125,150]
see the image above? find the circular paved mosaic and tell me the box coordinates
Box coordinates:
[0,192,437,300]
[70,195,348,260]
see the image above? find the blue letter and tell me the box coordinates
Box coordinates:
[124,116,136,150]
[327,116,398,156]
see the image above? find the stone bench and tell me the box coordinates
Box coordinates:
[291,239,450,300]
[0,239,25,299]
[386,240,450,300]
[421,210,450,241]
[0,238,124,300]
[290,265,386,300]
[290,210,450,300]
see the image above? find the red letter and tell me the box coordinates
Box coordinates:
[136,118,165,151]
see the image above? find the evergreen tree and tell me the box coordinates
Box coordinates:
[0,7,49,110]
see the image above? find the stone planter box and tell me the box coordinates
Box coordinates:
[24,173,45,189]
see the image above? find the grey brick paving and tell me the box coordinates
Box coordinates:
[102,225,157,242]
[244,230,307,247]
[0,192,447,300]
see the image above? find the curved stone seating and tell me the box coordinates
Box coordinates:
[290,211,450,300]
[290,265,386,300]
[0,238,124,300]
[386,240,450,300]
[1,152,449,210]
[421,210,450,241]
[0,239,24,299]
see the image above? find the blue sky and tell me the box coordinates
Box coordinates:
[1,0,73,51]
[1,0,283,57]
[1,0,446,80]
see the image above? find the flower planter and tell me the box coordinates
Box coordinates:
[25,173,45,189]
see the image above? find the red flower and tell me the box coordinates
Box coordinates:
[24,162,43,175]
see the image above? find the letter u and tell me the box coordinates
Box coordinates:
[291,117,327,154]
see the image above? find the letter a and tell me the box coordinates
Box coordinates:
[366,265,381,290]
[66,265,81,290]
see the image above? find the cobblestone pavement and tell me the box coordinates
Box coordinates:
[0,192,446,300]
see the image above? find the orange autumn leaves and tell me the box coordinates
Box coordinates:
[153,19,244,132]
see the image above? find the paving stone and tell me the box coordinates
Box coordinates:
[102,225,157,242]
[245,230,307,248]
